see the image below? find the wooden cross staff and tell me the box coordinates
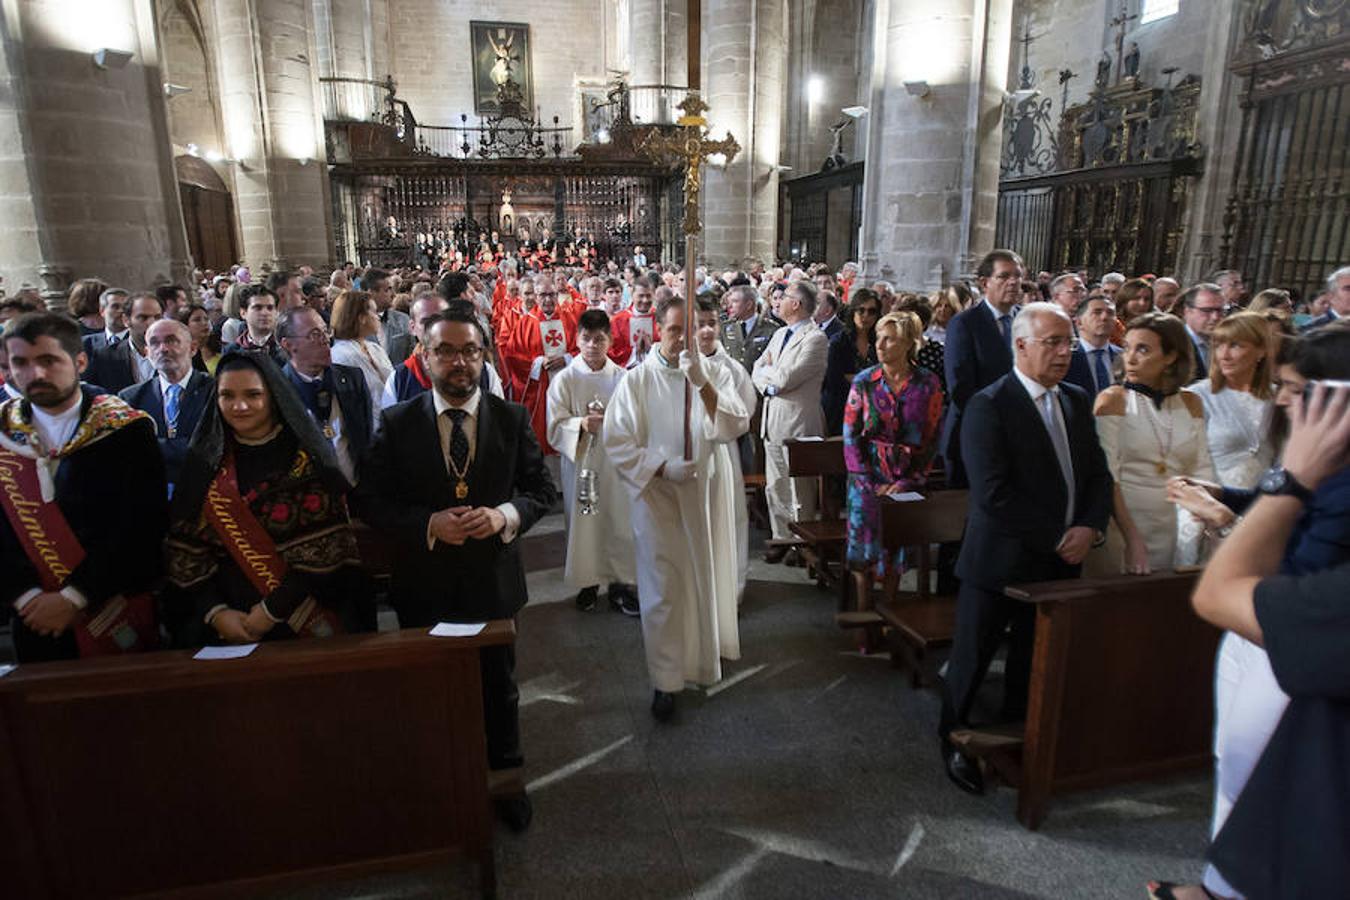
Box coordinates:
[638,93,740,459]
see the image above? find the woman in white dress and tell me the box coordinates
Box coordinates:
[328,290,392,430]
[1088,312,1215,575]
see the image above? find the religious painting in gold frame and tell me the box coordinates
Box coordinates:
[470,21,534,115]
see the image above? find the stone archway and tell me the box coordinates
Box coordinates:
[176,155,238,271]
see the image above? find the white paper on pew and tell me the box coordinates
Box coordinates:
[194,644,258,660]
[0,664,15,678]
[794,436,825,442]
[886,492,926,502]
[430,622,486,638]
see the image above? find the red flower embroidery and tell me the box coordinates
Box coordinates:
[301,493,323,514]
[270,502,291,522]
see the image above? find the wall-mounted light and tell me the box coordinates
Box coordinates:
[185,142,200,157]
[808,75,825,105]
[771,164,793,173]
[297,158,311,166]
[595,127,611,144]
[842,105,869,118]
[903,81,931,99]
[164,83,192,98]
[1009,88,1039,102]
[93,48,134,70]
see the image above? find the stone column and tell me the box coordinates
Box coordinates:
[701,0,786,268]
[857,0,1013,288]
[0,0,191,296]
[212,0,332,270]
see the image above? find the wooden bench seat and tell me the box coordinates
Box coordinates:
[784,437,848,589]
[876,594,958,687]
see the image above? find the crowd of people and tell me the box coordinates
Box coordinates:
[2,245,1348,895]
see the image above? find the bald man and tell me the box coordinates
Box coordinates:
[119,318,215,493]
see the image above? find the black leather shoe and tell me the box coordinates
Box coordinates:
[575,586,599,612]
[494,791,533,833]
[610,586,640,617]
[651,690,676,722]
[941,740,985,795]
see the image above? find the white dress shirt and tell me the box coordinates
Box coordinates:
[426,386,521,548]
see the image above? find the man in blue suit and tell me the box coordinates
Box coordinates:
[939,302,1114,795]
[84,291,162,393]
[812,289,844,342]
[940,249,1024,488]
[1063,295,1122,398]
[1299,265,1349,332]
[276,306,372,485]
[118,319,213,496]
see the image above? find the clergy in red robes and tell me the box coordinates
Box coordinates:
[501,275,578,452]
[608,276,659,368]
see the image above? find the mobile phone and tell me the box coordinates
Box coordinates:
[1301,379,1350,412]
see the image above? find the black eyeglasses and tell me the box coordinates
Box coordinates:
[431,345,484,362]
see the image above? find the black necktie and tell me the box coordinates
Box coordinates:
[446,408,469,473]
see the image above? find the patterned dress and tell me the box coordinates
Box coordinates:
[843,364,945,574]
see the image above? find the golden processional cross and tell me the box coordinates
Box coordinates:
[638,93,740,458]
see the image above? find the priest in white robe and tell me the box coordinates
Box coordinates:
[603,294,750,721]
[695,305,757,602]
[546,309,638,613]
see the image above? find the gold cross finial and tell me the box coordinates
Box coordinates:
[639,91,741,235]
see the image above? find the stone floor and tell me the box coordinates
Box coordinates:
[278,510,1213,900]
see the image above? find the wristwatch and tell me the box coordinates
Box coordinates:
[1257,466,1314,504]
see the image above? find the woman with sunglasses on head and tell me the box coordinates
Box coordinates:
[821,288,882,436]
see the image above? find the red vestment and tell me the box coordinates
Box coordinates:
[501,307,578,453]
[607,308,660,367]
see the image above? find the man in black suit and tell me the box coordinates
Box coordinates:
[118,319,213,495]
[939,302,1113,794]
[812,289,844,342]
[277,306,372,485]
[2,312,167,662]
[1062,295,1122,398]
[1179,283,1226,383]
[357,308,557,831]
[223,285,288,368]
[940,249,1024,489]
[83,291,162,392]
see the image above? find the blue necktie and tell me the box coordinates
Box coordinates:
[164,383,182,434]
[999,314,1012,347]
[1092,348,1111,393]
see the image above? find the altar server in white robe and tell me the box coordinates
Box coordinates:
[546,309,638,614]
[604,293,750,721]
[695,302,757,601]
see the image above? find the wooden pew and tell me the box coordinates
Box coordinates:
[951,571,1219,830]
[0,624,514,899]
[784,437,847,589]
[872,490,968,685]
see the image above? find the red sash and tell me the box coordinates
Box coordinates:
[0,444,158,656]
[203,451,341,638]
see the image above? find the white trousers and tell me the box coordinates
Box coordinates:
[763,439,818,541]
[1203,631,1290,898]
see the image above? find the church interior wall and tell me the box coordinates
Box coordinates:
[385,0,619,135]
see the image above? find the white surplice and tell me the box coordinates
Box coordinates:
[603,349,750,691]
[706,343,758,599]
[546,354,636,588]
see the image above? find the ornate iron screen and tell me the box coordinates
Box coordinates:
[996,58,1203,276]
[1223,3,1349,302]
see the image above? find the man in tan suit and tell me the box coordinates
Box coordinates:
[752,280,829,562]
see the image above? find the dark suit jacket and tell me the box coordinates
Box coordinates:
[118,370,214,489]
[821,330,876,436]
[2,387,167,659]
[223,338,289,370]
[720,314,778,372]
[941,301,1015,487]
[955,374,1113,590]
[280,362,374,467]
[1063,342,1121,398]
[386,332,415,368]
[355,390,557,624]
[820,316,844,343]
[81,333,142,394]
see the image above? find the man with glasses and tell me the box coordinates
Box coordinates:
[119,318,213,494]
[1181,283,1228,383]
[277,306,371,484]
[1049,273,1087,325]
[939,302,1112,795]
[357,308,558,833]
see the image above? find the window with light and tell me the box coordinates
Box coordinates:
[1140,0,1179,25]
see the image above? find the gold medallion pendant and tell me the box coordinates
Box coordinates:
[455,479,469,500]
[323,424,336,440]
[1156,461,1167,475]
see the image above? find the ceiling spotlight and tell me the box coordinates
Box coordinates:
[164,83,192,98]
[841,105,869,118]
[93,48,134,70]
[904,81,931,99]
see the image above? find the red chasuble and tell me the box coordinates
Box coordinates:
[502,307,578,454]
[608,308,660,367]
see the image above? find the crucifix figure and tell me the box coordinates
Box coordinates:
[637,93,740,458]
[1109,3,1138,85]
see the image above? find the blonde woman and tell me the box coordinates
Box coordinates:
[328,290,393,430]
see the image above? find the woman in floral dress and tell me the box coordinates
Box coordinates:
[843,311,945,611]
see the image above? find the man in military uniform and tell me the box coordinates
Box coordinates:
[719,284,778,374]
